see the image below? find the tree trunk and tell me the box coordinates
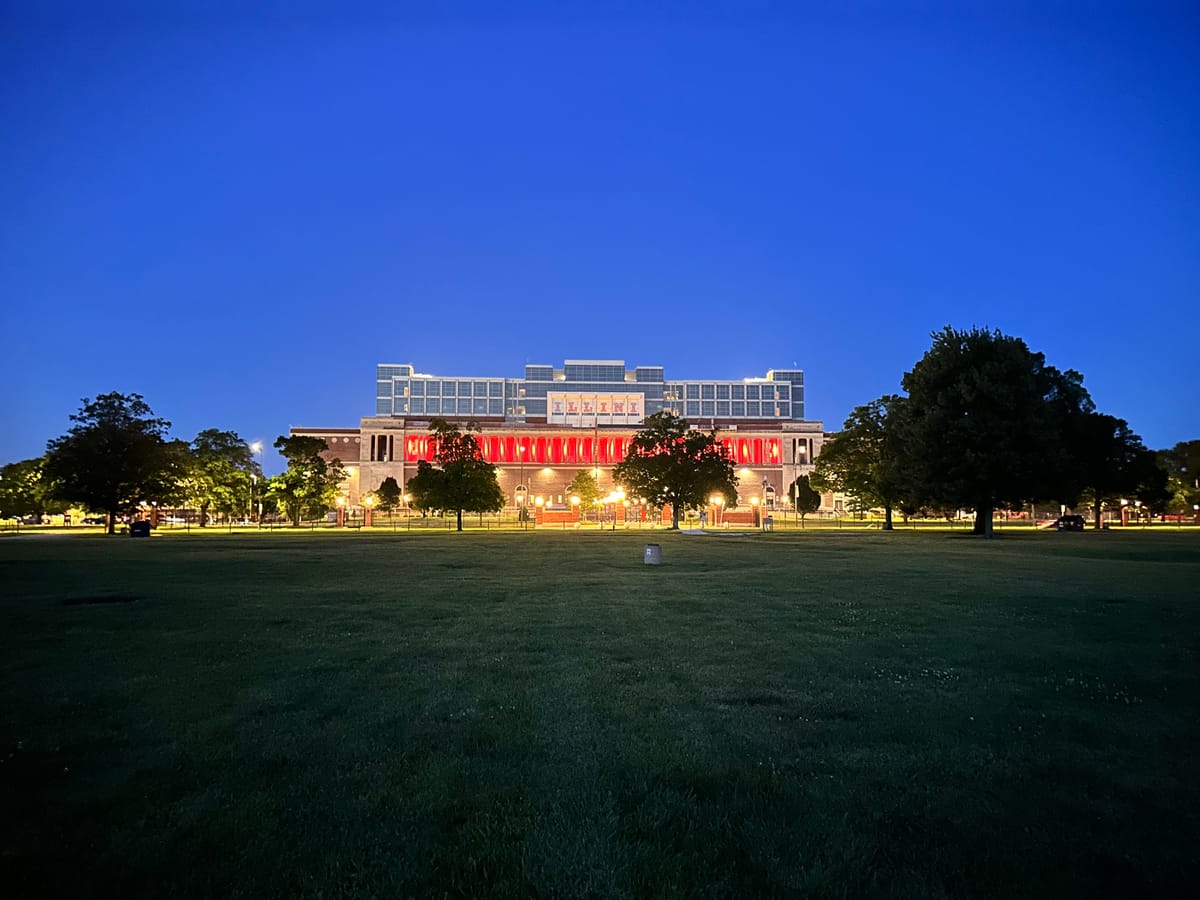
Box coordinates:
[456,508,463,532]
[972,504,994,536]
[883,505,894,531]
[1093,497,1103,530]
[200,502,209,527]
[670,503,680,530]
[107,511,116,535]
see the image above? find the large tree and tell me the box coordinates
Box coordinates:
[375,476,402,525]
[187,429,260,526]
[269,435,345,526]
[901,327,1094,536]
[1064,414,1155,529]
[1158,440,1200,519]
[567,470,602,514]
[0,457,68,521]
[811,395,909,531]
[1132,455,1172,519]
[44,392,183,533]
[789,474,822,527]
[405,419,504,532]
[613,412,737,529]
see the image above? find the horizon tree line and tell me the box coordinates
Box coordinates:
[2,327,1194,534]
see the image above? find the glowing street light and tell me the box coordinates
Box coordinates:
[249,441,264,524]
[517,444,528,529]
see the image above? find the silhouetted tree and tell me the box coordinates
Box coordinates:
[405,419,503,532]
[613,412,737,529]
[789,474,822,527]
[44,393,183,534]
[0,457,67,521]
[901,327,1094,536]
[811,395,909,530]
[269,435,345,526]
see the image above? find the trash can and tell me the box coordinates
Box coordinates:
[129,521,151,537]
[644,544,662,565]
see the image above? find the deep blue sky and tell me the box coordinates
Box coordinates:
[3,2,1197,473]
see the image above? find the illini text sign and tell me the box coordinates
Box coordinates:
[548,392,644,427]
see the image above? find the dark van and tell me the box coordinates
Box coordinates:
[1055,515,1086,532]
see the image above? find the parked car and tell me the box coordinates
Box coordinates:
[81,515,107,525]
[1055,515,1086,532]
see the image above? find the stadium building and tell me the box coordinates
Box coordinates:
[292,360,825,524]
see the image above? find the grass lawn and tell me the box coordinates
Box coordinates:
[2,529,1197,898]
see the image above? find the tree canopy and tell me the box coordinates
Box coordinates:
[789,474,822,527]
[404,419,504,532]
[901,327,1094,536]
[1062,413,1158,529]
[269,435,345,526]
[375,476,402,518]
[1159,440,1200,518]
[567,470,602,509]
[184,429,260,526]
[0,457,67,521]
[811,395,908,530]
[44,392,184,533]
[612,412,737,529]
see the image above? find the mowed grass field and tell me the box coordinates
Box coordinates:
[2,530,1198,899]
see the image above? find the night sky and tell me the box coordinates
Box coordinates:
[3,2,1197,473]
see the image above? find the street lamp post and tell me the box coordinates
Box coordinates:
[249,441,264,526]
[518,444,527,528]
